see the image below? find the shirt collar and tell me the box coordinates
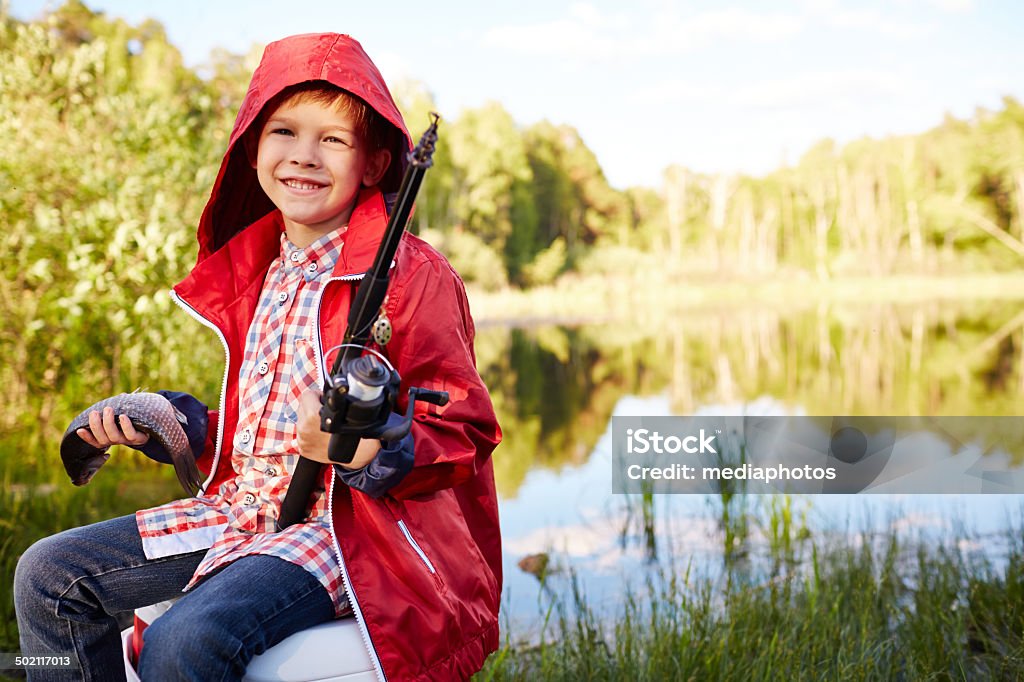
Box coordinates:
[279,225,348,281]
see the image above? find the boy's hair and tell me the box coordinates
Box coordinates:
[243,81,402,183]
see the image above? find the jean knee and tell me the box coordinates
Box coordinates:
[14,534,65,612]
[140,607,244,680]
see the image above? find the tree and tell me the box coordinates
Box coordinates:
[447,102,536,279]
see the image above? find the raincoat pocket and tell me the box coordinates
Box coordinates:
[385,499,446,591]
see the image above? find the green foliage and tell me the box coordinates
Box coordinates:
[524,121,630,272]
[392,79,457,237]
[448,102,533,247]
[520,237,567,287]
[0,5,230,452]
[644,103,1024,281]
[420,227,508,291]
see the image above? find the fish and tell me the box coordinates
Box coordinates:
[60,391,204,496]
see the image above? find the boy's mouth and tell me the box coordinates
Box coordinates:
[280,177,327,191]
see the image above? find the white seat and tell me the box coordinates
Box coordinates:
[121,603,375,682]
[243,618,376,682]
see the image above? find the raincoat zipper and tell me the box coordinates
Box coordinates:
[315,272,388,682]
[170,289,229,495]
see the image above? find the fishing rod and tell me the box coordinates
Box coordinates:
[277,113,447,531]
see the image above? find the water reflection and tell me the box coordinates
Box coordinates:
[484,302,1024,638]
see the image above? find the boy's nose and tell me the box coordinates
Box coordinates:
[289,140,320,167]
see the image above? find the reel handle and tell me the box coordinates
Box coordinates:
[376,387,450,442]
[413,388,449,406]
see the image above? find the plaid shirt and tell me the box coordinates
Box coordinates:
[136,227,351,617]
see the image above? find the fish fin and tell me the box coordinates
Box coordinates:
[171,405,188,426]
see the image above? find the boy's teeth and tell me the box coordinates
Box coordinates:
[284,179,321,190]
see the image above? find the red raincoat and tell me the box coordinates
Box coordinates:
[171,34,502,681]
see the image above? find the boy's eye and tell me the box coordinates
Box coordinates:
[324,136,350,145]
[270,128,293,136]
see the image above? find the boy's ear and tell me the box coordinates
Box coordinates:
[362,148,391,187]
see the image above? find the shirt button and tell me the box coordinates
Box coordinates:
[257,362,269,375]
[289,252,301,263]
[306,262,318,274]
[266,467,277,477]
[240,429,253,444]
[276,291,288,304]
[243,493,256,505]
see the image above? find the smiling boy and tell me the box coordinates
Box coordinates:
[15,34,502,682]
[255,93,391,248]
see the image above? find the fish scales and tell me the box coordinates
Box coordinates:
[59,392,204,496]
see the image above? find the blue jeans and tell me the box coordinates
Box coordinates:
[14,514,335,682]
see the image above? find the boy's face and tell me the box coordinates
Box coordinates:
[255,99,390,247]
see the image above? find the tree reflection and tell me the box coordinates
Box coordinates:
[481,301,1024,498]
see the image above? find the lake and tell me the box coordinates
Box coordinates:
[477,300,1024,640]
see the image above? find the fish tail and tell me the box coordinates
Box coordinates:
[170,446,204,497]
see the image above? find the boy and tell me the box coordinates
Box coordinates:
[14,33,502,682]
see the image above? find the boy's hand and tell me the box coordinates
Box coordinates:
[296,390,381,469]
[76,406,150,449]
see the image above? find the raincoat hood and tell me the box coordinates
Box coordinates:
[197,33,412,261]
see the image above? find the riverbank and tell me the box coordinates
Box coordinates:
[467,272,1024,325]
[481,521,1024,680]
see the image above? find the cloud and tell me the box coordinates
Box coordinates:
[483,1,940,62]
[800,1,938,39]
[823,8,936,39]
[503,514,724,572]
[677,7,806,45]
[888,511,950,534]
[738,69,911,109]
[481,3,804,59]
[371,50,415,84]
[924,0,976,12]
[630,68,914,111]
[481,4,622,60]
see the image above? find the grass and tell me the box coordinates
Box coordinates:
[480,518,1024,681]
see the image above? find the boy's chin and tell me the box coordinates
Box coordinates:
[281,214,351,242]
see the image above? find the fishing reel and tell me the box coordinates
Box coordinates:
[320,345,449,464]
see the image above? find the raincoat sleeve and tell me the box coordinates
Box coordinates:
[381,257,501,499]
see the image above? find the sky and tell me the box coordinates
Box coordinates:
[9,0,1024,189]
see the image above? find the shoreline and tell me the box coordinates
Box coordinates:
[467,271,1024,324]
